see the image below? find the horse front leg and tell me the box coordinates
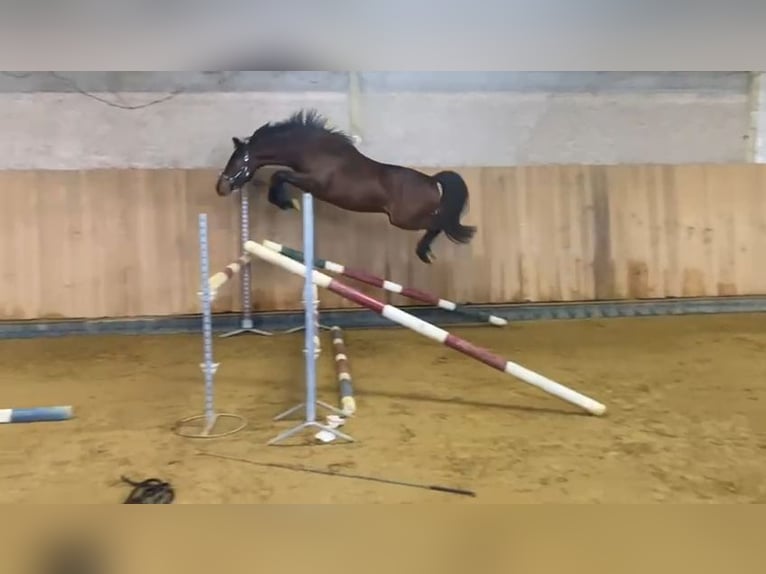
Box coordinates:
[269,169,323,211]
[267,170,302,211]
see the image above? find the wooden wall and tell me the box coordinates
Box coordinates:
[0,164,764,321]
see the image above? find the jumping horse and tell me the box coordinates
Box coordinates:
[215,109,476,263]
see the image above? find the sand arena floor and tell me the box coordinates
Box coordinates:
[0,313,764,503]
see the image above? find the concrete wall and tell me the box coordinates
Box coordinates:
[0,72,751,169]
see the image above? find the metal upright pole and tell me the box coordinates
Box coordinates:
[221,186,272,338]
[268,192,353,445]
[173,213,247,439]
[199,213,217,432]
[303,198,318,425]
[282,281,332,335]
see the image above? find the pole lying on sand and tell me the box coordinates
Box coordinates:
[244,239,606,417]
[262,240,507,327]
[0,406,73,424]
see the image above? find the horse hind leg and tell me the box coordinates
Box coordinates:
[415,228,442,264]
[385,205,441,264]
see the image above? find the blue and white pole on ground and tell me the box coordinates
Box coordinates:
[0,406,73,424]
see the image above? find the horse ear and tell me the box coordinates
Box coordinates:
[232,137,244,148]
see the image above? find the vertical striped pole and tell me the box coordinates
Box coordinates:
[331,326,356,416]
[173,214,247,439]
[199,214,218,432]
[262,240,507,327]
[245,240,606,417]
[220,187,272,338]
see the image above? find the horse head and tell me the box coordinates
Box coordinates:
[215,136,253,196]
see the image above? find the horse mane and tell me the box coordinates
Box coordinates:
[250,109,355,145]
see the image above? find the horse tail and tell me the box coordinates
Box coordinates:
[432,170,477,244]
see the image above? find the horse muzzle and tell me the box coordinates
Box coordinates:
[215,175,234,196]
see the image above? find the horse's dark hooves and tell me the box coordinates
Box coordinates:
[272,197,297,211]
[416,249,434,264]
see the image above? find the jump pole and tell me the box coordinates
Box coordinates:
[265,193,354,446]
[0,406,73,424]
[331,326,356,417]
[220,186,272,338]
[208,253,251,300]
[174,213,247,439]
[261,240,507,327]
[244,239,607,417]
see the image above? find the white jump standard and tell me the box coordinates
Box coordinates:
[264,193,355,446]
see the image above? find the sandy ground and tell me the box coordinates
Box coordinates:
[0,313,764,504]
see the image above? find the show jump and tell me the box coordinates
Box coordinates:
[243,239,607,417]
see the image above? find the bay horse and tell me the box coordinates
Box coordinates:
[215,109,476,263]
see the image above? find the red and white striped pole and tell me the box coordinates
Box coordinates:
[331,326,356,416]
[244,240,606,417]
[262,240,507,327]
[208,254,252,301]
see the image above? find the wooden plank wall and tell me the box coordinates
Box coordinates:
[0,164,763,321]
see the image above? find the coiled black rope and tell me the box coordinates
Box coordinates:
[120,475,175,504]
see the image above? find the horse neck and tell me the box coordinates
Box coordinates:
[249,138,308,171]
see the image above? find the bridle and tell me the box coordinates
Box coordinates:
[220,138,253,190]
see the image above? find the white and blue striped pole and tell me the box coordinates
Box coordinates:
[0,406,73,424]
